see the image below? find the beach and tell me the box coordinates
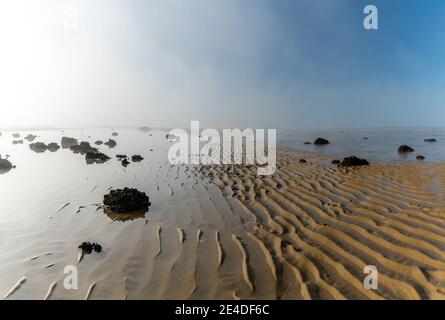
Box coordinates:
[1,129,445,299]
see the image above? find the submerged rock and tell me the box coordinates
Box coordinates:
[61,137,78,149]
[24,134,37,142]
[85,151,111,164]
[416,155,425,160]
[398,145,414,153]
[78,242,102,254]
[94,140,103,145]
[12,133,20,138]
[314,137,330,145]
[103,188,151,213]
[424,138,437,143]
[363,137,368,140]
[339,156,369,167]
[47,143,60,152]
[111,132,118,137]
[104,139,117,148]
[303,141,312,145]
[131,155,144,162]
[12,140,23,145]
[29,142,48,153]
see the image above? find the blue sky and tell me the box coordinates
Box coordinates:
[0,0,444,129]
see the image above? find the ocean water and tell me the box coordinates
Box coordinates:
[278,127,445,163]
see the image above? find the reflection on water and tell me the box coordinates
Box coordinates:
[103,207,148,222]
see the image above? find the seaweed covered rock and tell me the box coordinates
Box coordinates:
[61,137,78,149]
[339,156,369,167]
[29,142,48,153]
[104,139,117,148]
[78,242,102,254]
[314,137,330,145]
[398,145,414,153]
[131,155,144,162]
[85,151,111,164]
[103,188,151,213]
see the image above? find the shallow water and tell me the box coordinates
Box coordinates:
[278,127,445,163]
[1,127,445,300]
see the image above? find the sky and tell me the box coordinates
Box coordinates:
[0,0,444,130]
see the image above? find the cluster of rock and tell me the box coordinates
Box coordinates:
[103,188,151,213]
[115,154,144,167]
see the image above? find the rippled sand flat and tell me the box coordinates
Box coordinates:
[1,129,445,299]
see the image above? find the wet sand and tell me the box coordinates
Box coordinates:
[1,130,445,299]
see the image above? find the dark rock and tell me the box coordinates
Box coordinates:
[78,242,102,254]
[47,143,60,152]
[61,137,78,149]
[0,157,14,173]
[398,145,414,153]
[331,159,340,165]
[70,141,97,155]
[116,154,128,160]
[314,137,330,145]
[303,141,312,145]
[424,138,437,143]
[103,187,151,213]
[85,151,111,164]
[12,140,23,145]
[131,155,144,162]
[104,139,117,148]
[24,134,37,142]
[416,155,425,160]
[112,132,118,137]
[363,137,368,140]
[299,159,307,163]
[121,158,130,167]
[339,156,369,167]
[29,142,48,153]
[95,140,103,145]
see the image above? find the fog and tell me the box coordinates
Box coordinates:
[0,0,444,130]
